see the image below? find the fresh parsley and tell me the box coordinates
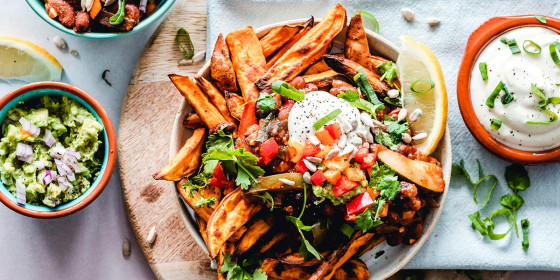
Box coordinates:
[203,128,265,190]
[256,91,276,115]
[254,192,274,211]
[285,186,322,260]
[195,197,217,208]
[377,61,398,87]
[219,253,267,280]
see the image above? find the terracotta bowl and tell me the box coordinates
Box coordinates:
[457,15,560,164]
[170,19,451,279]
[0,82,117,218]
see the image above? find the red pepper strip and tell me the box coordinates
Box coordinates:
[209,163,235,188]
[333,176,359,197]
[260,138,279,165]
[310,170,326,185]
[346,191,374,216]
[238,102,257,136]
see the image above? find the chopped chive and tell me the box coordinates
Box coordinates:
[354,67,383,106]
[521,219,530,250]
[176,28,195,59]
[313,108,342,130]
[501,83,514,105]
[535,15,546,24]
[531,83,548,108]
[479,62,488,81]
[527,108,558,124]
[500,36,521,54]
[490,118,502,130]
[548,97,560,104]
[410,79,435,95]
[271,80,305,101]
[486,81,505,108]
[523,40,541,55]
[550,42,560,65]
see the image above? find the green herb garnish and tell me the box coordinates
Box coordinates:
[337,90,383,117]
[340,223,355,238]
[354,67,384,106]
[527,84,558,124]
[286,186,322,260]
[521,219,530,249]
[490,118,502,130]
[313,108,342,130]
[219,253,268,280]
[500,36,521,54]
[535,15,547,24]
[550,41,560,65]
[176,28,195,59]
[377,61,398,86]
[271,80,305,101]
[194,197,217,208]
[485,80,505,108]
[256,91,276,115]
[523,40,541,55]
[479,62,488,81]
[452,159,498,207]
[500,194,524,236]
[410,79,434,95]
[254,192,274,211]
[109,0,126,25]
[102,69,112,86]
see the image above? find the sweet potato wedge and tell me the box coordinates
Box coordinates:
[169,75,227,130]
[369,55,390,68]
[279,251,330,267]
[301,70,344,88]
[153,128,206,181]
[183,112,203,129]
[266,17,314,69]
[177,176,222,222]
[260,25,302,57]
[259,232,288,253]
[195,215,209,245]
[207,188,262,258]
[323,54,390,95]
[224,92,244,121]
[356,235,385,257]
[261,259,312,280]
[228,225,247,242]
[226,27,267,101]
[211,33,238,93]
[333,259,370,280]
[344,11,375,72]
[235,216,274,255]
[308,231,375,280]
[195,75,236,123]
[256,4,346,89]
[377,145,445,193]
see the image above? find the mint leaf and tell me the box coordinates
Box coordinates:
[504,164,530,192]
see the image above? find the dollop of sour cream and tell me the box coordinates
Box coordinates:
[288,91,367,145]
[470,26,560,151]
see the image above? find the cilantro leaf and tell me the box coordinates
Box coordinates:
[375,131,398,150]
[377,61,398,86]
[219,253,237,274]
[285,186,322,260]
[369,163,400,200]
[354,201,384,232]
[219,253,268,280]
[340,223,355,238]
[254,192,274,211]
[252,269,268,280]
[257,92,276,115]
[194,197,216,208]
[504,164,530,192]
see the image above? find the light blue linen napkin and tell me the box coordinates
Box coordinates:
[207,0,560,270]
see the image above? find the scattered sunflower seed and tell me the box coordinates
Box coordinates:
[279,178,296,186]
[306,156,322,164]
[398,109,408,122]
[192,51,206,64]
[147,226,157,244]
[122,238,131,257]
[401,8,415,22]
[402,133,412,143]
[409,108,423,122]
[302,159,317,172]
[427,17,441,26]
[387,89,400,99]
[178,58,193,66]
[412,132,428,141]
[303,172,312,184]
[52,36,67,50]
[337,134,347,149]
[326,146,340,159]
[69,49,79,56]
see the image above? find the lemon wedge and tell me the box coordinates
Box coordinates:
[397,35,447,155]
[0,36,62,82]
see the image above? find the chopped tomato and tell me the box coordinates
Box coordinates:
[19,128,32,138]
[295,160,308,173]
[324,123,342,140]
[333,176,359,197]
[344,166,366,182]
[346,191,374,216]
[260,138,279,165]
[323,156,350,171]
[324,169,341,185]
[287,140,303,162]
[278,100,295,121]
[238,102,257,136]
[209,163,235,188]
[315,130,336,146]
[301,141,320,158]
[354,147,369,163]
[345,212,357,221]
[310,170,326,185]
[360,153,377,169]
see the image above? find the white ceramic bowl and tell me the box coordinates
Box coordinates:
[170,19,451,280]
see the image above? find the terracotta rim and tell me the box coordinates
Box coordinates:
[0,82,117,218]
[457,15,560,165]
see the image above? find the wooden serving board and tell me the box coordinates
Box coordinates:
[117,0,511,279]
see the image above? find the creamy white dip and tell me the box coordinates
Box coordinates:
[470,26,560,151]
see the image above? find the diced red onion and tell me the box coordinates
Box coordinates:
[67,173,76,182]
[57,176,72,191]
[34,161,45,170]
[16,180,26,205]
[139,0,148,13]
[19,117,40,137]
[16,143,33,162]
[67,161,81,173]
[50,143,66,159]
[54,159,73,176]
[38,170,55,185]
[43,130,56,148]
[65,149,81,160]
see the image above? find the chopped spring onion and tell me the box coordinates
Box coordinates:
[535,15,547,24]
[109,0,126,25]
[468,211,488,236]
[490,118,502,130]
[500,36,521,54]
[354,67,384,106]
[176,28,195,59]
[313,109,342,130]
[501,83,514,105]
[102,70,112,86]
[486,80,505,108]
[479,62,488,81]
[485,208,515,240]
[550,42,560,65]
[526,84,559,124]
[523,40,541,55]
[410,79,434,95]
[360,11,379,33]
[531,83,548,108]
[526,108,558,124]
[271,80,305,101]
[521,218,530,249]
[548,97,560,104]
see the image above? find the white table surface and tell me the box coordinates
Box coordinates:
[0,1,559,280]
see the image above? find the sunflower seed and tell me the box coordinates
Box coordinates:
[69,49,79,56]
[372,119,384,127]
[340,144,356,156]
[409,109,423,122]
[326,147,340,159]
[349,119,359,130]
[366,131,374,143]
[401,8,415,21]
[178,59,193,66]
[192,51,206,64]
[337,134,347,149]
[302,159,317,172]
[412,132,428,140]
[122,238,131,257]
[306,156,322,164]
[427,17,441,26]
[52,36,67,50]
[349,136,363,145]
[279,178,296,186]
[147,226,157,244]
[402,133,412,143]
[387,89,400,99]
[371,127,380,136]
[360,112,374,127]
[398,109,408,122]
[308,135,321,146]
[340,120,353,133]
[356,129,367,141]
[303,172,312,184]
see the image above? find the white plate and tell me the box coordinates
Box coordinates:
[170,18,452,280]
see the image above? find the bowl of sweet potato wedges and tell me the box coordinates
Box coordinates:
[154,3,451,280]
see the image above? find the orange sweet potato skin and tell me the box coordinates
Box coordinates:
[345,11,375,71]
[226,27,267,101]
[266,17,314,69]
[211,33,239,93]
[260,25,302,57]
[255,4,347,89]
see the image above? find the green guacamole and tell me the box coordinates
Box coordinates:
[0,95,104,207]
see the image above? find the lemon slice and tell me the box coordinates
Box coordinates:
[397,35,447,155]
[0,36,62,82]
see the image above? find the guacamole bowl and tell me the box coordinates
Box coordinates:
[0,82,116,218]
